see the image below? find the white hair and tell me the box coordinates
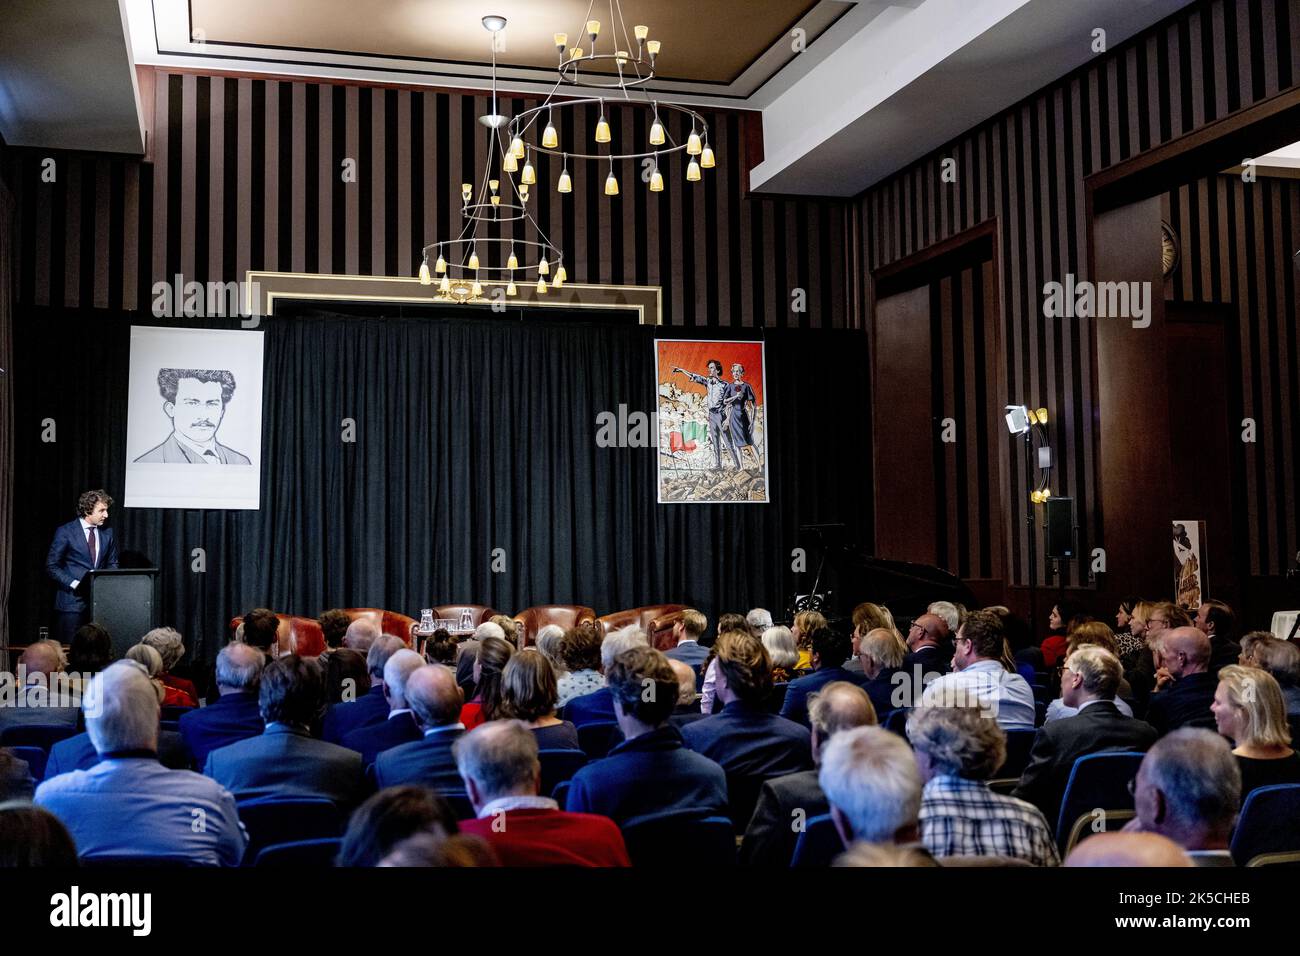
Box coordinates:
[819,726,921,843]
[141,627,186,670]
[927,602,960,635]
[473,621,506,642]
[86,661,161,754]
[383,648,426,703]
[216,643,264,691]
[746,608,774,632]
[762,626,799,670]
[124,643,163,678]
[601,626,649,671]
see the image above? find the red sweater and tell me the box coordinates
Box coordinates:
[459,808,631,867]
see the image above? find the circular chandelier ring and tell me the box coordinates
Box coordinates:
[423,237,563,278]
[509,99,709,162]
[557,53,654,89]
[461,201,529,223]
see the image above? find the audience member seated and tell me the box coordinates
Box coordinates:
[500,649,580,750]
[1195,599,1242,675]
[323,648,370,712]
[858,627,906,717]
[746,608,774,638]
[535,624,567,676]
[780,627,859,725]
[1040,600,1084,668]
[491,615,521,648]
[761,626,800,684]
[908,706,1058,866]
[791,610,827,671]
[742,681,875,865]
[1044,623,1135,721]
[179,643,266,768]
[920,611,1035,731]
[66,623,113,696]
[0,640,81,733]
[929,601,962,634]
[1,750,35,802]
[902,613,951,677]
[1145,627,1218,734]
[422,628,458,667]
[1064,832,1192,867]
[377,831,498,867]
[204,655,364,809]
[0,803,79,867]
[664,609,710,673]
[667,659,703,728]
[459,635,514,730]
[1112,597,1145,660]
[374,664,467,795]
[141,627,199,705]
[699,616,751,714]
[1242,635,1300,717]
[566,647,727,825]
[318,608,353,652]
[455,621,506,695]
[35,662,246,865]
[563,627,648,728]
[1212,665,1300,796]
[341,648,425,766]
[344,617,381,656]
[819,725,925,854]
[323,634,406,743]
[455,721,630,866]
[240,607,281,658]
[125,643,194,708]
[1123,728,1240,865]
[681,631,812,781]
[1014,646,1156,822]
[845,602,898,675]
[336,784,461,867]
[556,626,605,708]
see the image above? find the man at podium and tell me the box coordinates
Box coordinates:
[45,489,119,643]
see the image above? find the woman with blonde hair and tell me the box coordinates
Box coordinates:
[791,610,827,671]
[1212,665,1300,797]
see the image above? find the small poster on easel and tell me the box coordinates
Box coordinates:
[1172,520,1207,610]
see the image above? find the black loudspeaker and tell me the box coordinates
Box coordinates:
[1045,497,1075,559]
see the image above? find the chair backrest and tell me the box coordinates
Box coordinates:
[538,748,589,798]
[791,813,846,867]
[1062,809,1136,856]
[884,708,911,738]
[236,796,345,865]
[7,745,47,781]
[764,683,790,714]
[622,812,735,867]
[1055,751,1146,850]
[513,606,597,645]
[1230,783,1300,866]
[552,779,573,806]
[576,721,623,760]
[998,729,1037,779]
[1245,850,1300,867]
[0,723,79,751]
[596,605,687,646]
[255,837,343,867]
[342,608,418,646]
[724,772,773,834]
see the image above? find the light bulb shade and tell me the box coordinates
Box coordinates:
[489,179,499,192]
[586,19,600,36]
[571,46,583,60]
[554,33,567,49]
[538,257,549,275]
[616,50,628,66]
[507,281,518,296]
[553,272,564,288]
[605,171,620,195]
[418,260,431,284]
[701,145,715,169]
[686,131,702,155]
[557,170,572,193]
[542,124,558,149]
[1035,407,1049,424]
[649,120,665,145]
[472,281,482,297]
[649,169,663,192]
[537,277,548,294]
[634,25,649,41]
[521,162,536,185]
[511,137,525,159]
[518,184,530,201]
[490,195,501,205]
[595,118,611,144]
[502,151,518,173]
[468,252,480,270]
[435,254,447,273]
[438,276,451,293]
[461,183,473,201]
[646,40,660,56]
[556,264,567,282]
[686,159,701,182]
[507,252,519,270]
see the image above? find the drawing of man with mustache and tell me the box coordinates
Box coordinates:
[134,368,252,464]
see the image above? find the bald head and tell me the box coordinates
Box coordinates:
[1162,626,1211,677]
[216,642,266,694]
[406,664,464,730]
[1065,832,1193,868]
[344,618,380,654]
[808,681,878,761]
[19,640,65,682]
[383,649,426,710]
[668,659,698,705]
[909,614,946,649]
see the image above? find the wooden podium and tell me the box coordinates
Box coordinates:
[85,567,160,658]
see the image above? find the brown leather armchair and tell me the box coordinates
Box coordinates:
[228,614,326,658]
[428,605,504,631]
[596,605,688,650]
[512,605,597,646]
[341,608,418,646]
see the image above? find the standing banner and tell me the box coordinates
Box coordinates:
[124,326,265,510]
[1172,520,1207,609]
[655,339,768,504]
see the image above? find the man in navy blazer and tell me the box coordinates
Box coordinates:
[341,648,424,767]
[780,628,861,726]
[178,643,265,768]
[45,489,119,643]
[373,664,468,807]
[663,609,710,675]
[322,634,406,743]
[566,647,727,825]
[203,655,365,809]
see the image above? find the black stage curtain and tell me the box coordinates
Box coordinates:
[13,304,872,663]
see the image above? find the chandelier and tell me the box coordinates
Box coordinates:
[419,16,566,302]
[506,1,716,197]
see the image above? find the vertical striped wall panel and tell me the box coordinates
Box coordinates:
[857,0,1298,583]
[8,75,852,331]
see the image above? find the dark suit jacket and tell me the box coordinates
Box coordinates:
[322,685,389,743]
[902,643,951,678]
[203,724,365,808]
[664,641,710,675]
[780,666,863,725]
[680,701,813,778]
[44,730,192,779]
[1145,671,1219,736]
[563,687,617,727]
[861,667,903,719]
[178,691,264,769]
[341,711,422,767]
[564,725,728,825]
[1012,700,1158,823]
[46,519,119,612]
[740,769,828,866]
[372,726,467,798]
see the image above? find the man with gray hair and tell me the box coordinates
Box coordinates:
[456,720,630,866]
[323,633,407,743]
[927,601,961,636]
[341,648,425,766]
[819,725,924,850]
[0,639,80,732]
[1124,728,1241,864]
[746,608,774,638]
[564,626,650,728]
[743,681,877,865]
[374,664,467,798]
[35,661,246,864]
[343,617,380,655]
[178,643,266,767]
